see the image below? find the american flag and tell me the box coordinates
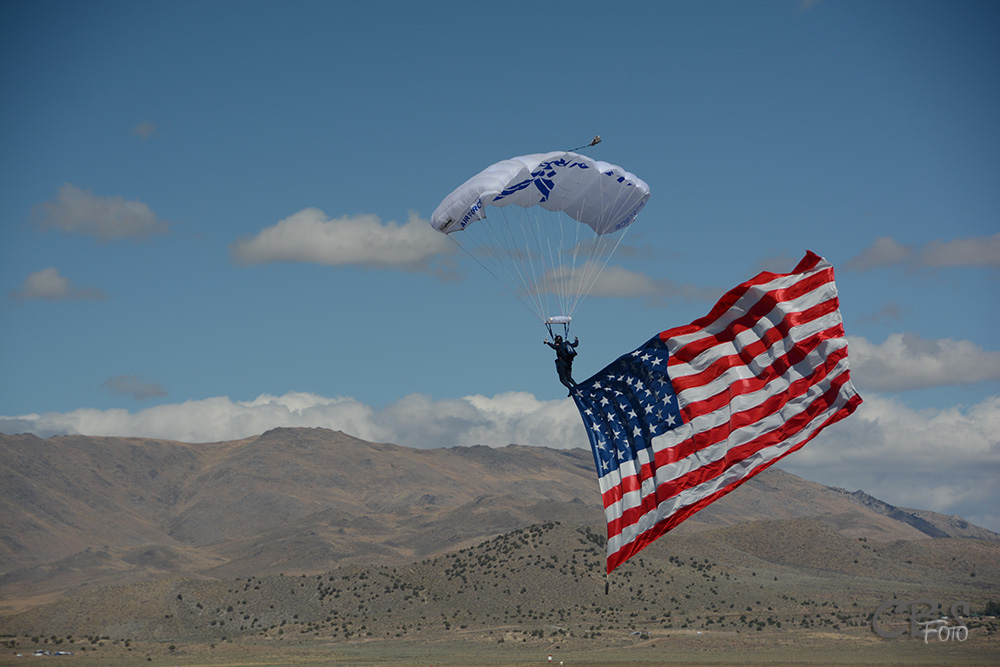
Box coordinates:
[573,252,862,573]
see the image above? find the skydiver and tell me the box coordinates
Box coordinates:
[544,334,579,395]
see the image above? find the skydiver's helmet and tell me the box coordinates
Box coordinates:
[554,335,563,343]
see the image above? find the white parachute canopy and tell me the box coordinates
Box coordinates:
[431,151,650,330]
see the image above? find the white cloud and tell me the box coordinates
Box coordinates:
[103,375,167,401]
[9,267,106,302]
[848,333,1000,392]
[845,236,912,271]
[856,301,904,325]
[231,209,455,274]
[0,391,581,450]
[2,389,997,531]
[778,394,1000,531]
[541,263,721,304]
[846,232,1000,271]
[33,184,169,241]
[132,121,156,139]
[921,232,1000,269]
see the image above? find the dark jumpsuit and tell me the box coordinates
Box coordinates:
[546,338,579,392]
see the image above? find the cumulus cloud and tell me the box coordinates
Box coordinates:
[856,301,904,325]
[0,391,581,449]
[778,394,1000,531]
[231,209,456,274]
[132,121,156,139]
[33,184,169,241]
[921,232,1000,269]
[102,375,167,401]
[846,233,1000,271]
[845,237,913,271]
[848,333,1000,392]
[540,263,722,304]
[9,267,106,302]
[2,389,997,530]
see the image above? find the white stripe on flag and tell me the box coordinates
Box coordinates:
[576,251,863,573]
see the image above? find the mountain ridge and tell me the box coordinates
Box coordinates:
[1,427,996,616]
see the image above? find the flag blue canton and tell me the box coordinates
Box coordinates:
[573,336,684,478]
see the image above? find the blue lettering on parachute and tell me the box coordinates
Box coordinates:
[611,199,648,232]
[456,157,644,230]
[494,156,595,204]
[458,198,484,229]
[492,158,641,205]
[603,169,635,187]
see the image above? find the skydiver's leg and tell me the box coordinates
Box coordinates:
[555,361,576,394]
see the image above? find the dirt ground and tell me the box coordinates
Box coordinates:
[3,626,997,667]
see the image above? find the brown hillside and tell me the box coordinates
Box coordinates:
[2,520,998,650]
[1,427,996,616]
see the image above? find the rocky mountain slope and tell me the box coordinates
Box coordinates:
[1,427,996,617]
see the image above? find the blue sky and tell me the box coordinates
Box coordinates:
[2,1,998,529]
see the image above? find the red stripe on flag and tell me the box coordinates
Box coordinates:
[665,251,826,340]
[602,347,853,528]
[666,295,841,375]
[676,326,848,422]
[577,252,862,574]
[606,388,863,573]
[666,267,836,366]
[598,341,852,514]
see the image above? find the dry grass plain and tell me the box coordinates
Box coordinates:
[2,628,998,667]
[3,520,999,665]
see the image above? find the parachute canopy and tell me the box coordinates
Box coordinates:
[431,151,650,329]
[431,151,649,235]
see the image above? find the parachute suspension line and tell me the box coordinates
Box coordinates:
[488,176,639,329]
[431,149,648,338]
[445,227,545,326]
[471,203,552,326]
[525,206,555,320]
[546,203,587,325]
[571,202,593,318]
[574,223,631,314]
[565,173,639,316]
[503,203,549,323]
[504,202,586,331]
[565,198,591,319]
[484,207,531,305]
[464,217,513,292]
[560,193,606,319]
[550,211,571,320]
[499,206,550,324]
[559,210,574,319]
[527,204,563,325]
[586,226,634,307]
